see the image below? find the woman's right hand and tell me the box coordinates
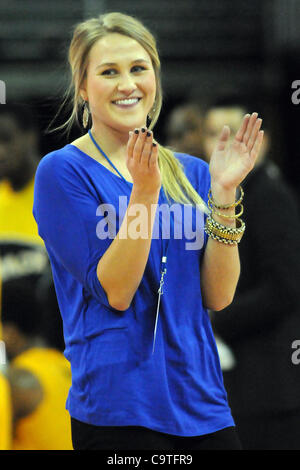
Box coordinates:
[126,127,161,195]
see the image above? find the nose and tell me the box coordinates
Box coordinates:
[117,73,137,95]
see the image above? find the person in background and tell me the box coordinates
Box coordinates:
[202,103,245,163]
[0,103,43,245]
[0,370,12,450]
[164,103,204,158]
[1,276,73,450]
[0,103,64,351]
[203,98,300,450]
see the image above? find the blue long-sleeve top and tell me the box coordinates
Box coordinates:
[32,143,234,436]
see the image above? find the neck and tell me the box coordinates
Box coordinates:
[90,125,128,161]
[89,120,146,161]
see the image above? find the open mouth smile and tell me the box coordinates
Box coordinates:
[112,98,142,108]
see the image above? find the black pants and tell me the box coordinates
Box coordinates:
[71,418,242,450]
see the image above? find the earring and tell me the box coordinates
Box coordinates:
[82,101,89,128]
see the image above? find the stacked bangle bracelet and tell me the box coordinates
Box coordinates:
[205,216,245,245]
[207,186,244,210]
[205,185,246,245]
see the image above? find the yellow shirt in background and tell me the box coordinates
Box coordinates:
[0,371,12,450]
[0,176,43,246]
[12,348,73,450]
[0,175,49,289]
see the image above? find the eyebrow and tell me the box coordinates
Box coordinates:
[95,59,150,70]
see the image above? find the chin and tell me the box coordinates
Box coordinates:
[116,118,147,132]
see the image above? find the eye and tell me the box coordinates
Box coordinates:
[101,68,117,76]
[100,65,147,76]
[131,65,146,73]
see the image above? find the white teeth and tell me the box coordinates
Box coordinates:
[113,98,139,105]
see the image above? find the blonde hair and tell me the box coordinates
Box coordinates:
[53,12,208,212]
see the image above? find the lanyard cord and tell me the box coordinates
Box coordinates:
[88,129,170,355]
[152,209,173,354]
[88,130,128,182]
[152,252,168,355]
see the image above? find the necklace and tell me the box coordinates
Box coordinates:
[88,130,128,183]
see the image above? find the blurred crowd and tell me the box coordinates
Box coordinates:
[165,95,300,450]
[1,96,300,450]
[0,104,72,450]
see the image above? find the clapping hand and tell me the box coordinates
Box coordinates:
[127,127,161,195]
[209,112,264,191]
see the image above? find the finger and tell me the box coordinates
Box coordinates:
[127,129,139,158]
[149,142,158,168]
[140,130,153,165]
[250,130,264,162]
[243,112,258,145]
[247,118,262,152]
[215,125,230,152]
[235,114,250,142]
[132,127,148,162]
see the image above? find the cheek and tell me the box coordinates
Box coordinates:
[87,76,112,101]
[86,78,115,118]
[142,73,156,99]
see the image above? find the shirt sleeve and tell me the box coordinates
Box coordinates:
[33,152,113,307]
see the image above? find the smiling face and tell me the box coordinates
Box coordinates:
[80,33,157,135]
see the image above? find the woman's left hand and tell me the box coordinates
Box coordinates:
[209,112,264,191]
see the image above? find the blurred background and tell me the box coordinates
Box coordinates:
[1,0,300,192]
[1,0,300,451]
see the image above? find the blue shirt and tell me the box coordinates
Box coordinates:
[33,144,234,436]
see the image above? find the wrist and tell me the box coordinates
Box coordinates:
[209,183,244,229]
[210,183,237,207]
[131,185,160,203]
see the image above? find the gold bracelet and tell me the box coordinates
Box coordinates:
[207,216,245,232]
[206,217,245,242]
[206,219,245,240]
[204,229,240,245]
[208,202,244,220]
[205,216,245,244]
[208,185,244,210]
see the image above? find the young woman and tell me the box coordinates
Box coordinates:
[33,12,263,450]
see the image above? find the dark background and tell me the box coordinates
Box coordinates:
[1,0,299,198]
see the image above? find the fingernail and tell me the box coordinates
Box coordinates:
[147,131,151,137]
[152,142,157,147]
[134,129,139,134]
[141,127,146,133]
